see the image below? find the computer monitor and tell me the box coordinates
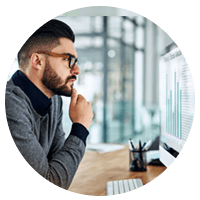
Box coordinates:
[159,42,195,167]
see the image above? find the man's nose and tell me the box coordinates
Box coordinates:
[71,63,80,75]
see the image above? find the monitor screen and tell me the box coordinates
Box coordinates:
[159,42,195,167]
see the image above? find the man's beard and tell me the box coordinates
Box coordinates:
[41,59,76,97]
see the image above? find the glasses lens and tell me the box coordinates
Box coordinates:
[70,57,76,68]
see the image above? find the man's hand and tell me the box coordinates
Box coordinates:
[69,89,93,130]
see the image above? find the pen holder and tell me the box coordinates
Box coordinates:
[129,150,147,172]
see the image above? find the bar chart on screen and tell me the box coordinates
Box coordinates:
[160,48,195,148]
[166,71,182,140]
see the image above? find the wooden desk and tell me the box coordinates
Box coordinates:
[68,145,166,196]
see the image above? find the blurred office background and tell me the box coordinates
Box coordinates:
[8,7,172,147]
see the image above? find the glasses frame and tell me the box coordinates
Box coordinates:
[31,51,78,69]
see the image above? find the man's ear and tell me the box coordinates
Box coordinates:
[31,53,44,70]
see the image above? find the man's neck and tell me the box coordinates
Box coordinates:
[20,68,54,99]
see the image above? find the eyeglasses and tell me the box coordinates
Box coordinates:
[35,51,78,69]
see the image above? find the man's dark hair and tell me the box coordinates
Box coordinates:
[17,19,75,69]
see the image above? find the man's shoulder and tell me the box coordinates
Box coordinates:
[5,79,32,117]
[6,79,26,98]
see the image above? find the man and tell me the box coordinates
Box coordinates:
[5,19,93,189]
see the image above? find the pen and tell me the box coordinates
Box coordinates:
[128,139,135,165]
[129,139,136,151]
[128,139,133,150]
[139,140,142,152]
[139,140,143,169]
[142,140,152,151]
[142,142,146,150]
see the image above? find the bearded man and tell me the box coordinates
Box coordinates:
[5,19,93,189]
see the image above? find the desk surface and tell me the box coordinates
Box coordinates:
[68,145,166,196]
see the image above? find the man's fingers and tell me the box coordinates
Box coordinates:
[69,92,93,130]
[70,89,77,105]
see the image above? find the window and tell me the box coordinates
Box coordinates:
[60,16,146,144]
